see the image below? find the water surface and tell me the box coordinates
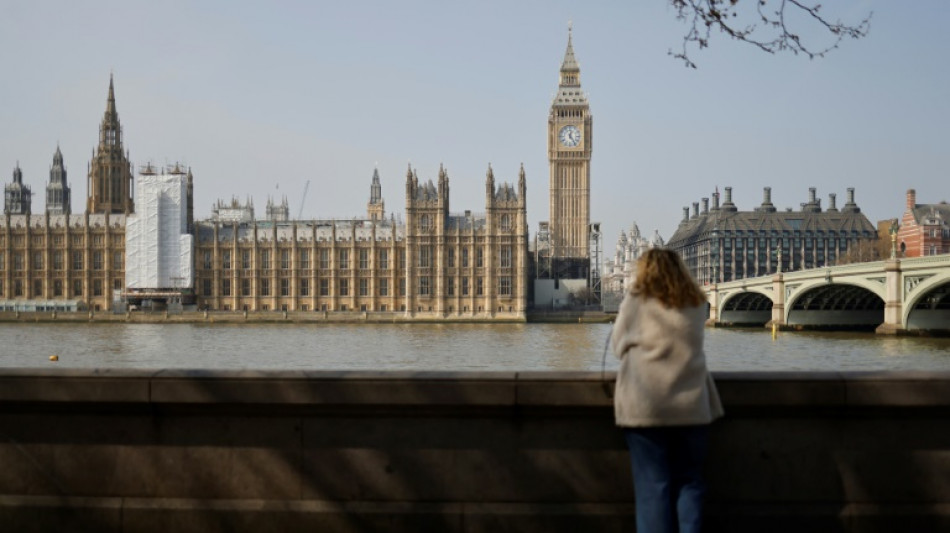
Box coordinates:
[3,323,949,372]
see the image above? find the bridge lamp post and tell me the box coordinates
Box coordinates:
[889,220,899,260]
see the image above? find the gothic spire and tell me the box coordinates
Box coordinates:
[559,24,580,86]
[561,25,579,71]
[106,74,117,119]
[88,74,134,214]
[370,166,382,204]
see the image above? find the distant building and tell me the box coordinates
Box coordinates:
[212,197,255,223]
[266,197,290,222]
[898,189,950,257]
[543,26,593,280]
[192,164,529,317]
[2,73,531,318]
[667,186,877,284]
[603,223,664,294]
[1,78,130,311]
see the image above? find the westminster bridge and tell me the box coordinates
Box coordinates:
[706,255,950,334]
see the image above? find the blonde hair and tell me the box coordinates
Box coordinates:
[632,249,706,308]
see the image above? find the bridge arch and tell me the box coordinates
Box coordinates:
[719,289,774,326]
[903,271,950,332]
[786,282,884,330]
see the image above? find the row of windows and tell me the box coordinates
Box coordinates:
[205,276,514,298]
[0,278,122,298]
[217,303,512,314]
[417,214,514,232]
[0,234,124,247]
[0,251,124,271]
[202,246,516,271]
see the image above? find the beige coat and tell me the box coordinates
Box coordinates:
[610,292,724,427]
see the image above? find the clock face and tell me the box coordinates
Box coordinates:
[559,125,581,147]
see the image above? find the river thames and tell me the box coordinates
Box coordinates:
[2,323,949,372]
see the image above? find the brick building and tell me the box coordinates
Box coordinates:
[897,189,950,257]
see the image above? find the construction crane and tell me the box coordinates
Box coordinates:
[298,180,310,220]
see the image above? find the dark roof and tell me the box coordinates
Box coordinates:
[910,203,950,226]
[668,208,876,246]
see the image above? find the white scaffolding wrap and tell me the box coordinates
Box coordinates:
[125,174,193,290]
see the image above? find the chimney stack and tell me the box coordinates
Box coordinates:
[828,193,837,212]
[682,207,690,223]
[808,187,817,204]
[712,191,720,210]
[701,197,709,214]
[907,189,917,211]
[692,202,699,218]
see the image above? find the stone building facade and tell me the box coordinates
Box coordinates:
[1,79,129,311]
[192,165,528,318]
[603,223,665,294]
[667,186,877,285]
[897,189,950,257]
[0,211,126,311]
[1,73,530,318]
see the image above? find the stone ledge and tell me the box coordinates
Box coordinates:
[0,369,948,409]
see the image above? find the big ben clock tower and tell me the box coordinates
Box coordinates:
[548,25,591,275]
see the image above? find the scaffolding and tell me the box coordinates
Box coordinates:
[588,222,602,305]
[535,221,553,280]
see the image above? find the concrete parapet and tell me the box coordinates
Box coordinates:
[0,369,948,531]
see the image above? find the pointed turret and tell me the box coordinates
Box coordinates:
[106,74,117,118]
[486,163,495,197]
[370,166,382,204]
[518,162,526,200]
[4,163,32,215]
[368,166,385,221]
[46,145,71,215]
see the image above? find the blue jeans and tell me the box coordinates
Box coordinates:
[623,425,710,533]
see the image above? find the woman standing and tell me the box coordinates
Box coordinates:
[610,249,723,533]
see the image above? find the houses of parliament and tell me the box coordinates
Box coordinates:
[1,31,592,318]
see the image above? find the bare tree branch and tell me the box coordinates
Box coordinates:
[670,0,872,68]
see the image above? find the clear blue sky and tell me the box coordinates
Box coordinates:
[1,1,947,246]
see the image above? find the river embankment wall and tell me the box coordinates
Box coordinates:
[0,310,612,324]
[0,370,947,532]
[0,310,533,324]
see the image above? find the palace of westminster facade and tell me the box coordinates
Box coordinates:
[1,33,593,317]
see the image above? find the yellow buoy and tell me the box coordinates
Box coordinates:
[49,355,59,362]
